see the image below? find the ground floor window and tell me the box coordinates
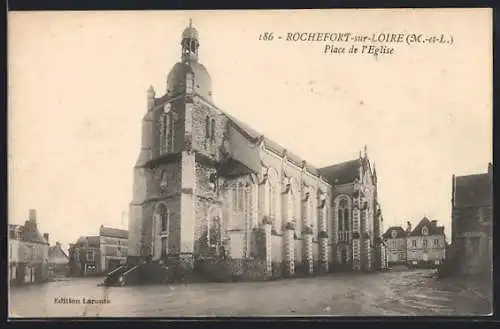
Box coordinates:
[84,263,97,275]
[24,266,35,283]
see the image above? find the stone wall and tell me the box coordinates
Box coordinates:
[150,97,186,157]
[271,235,282,262]
[294,238,303,263]
[191,99,228,160]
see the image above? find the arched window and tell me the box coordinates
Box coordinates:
[155,203,169,259]
[210,118,216,141]
[158,203,169,233]
[165,112,174,152]
[338,198,349,241]
[205,116,210,138]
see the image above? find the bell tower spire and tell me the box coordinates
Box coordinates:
[181,18,200,62]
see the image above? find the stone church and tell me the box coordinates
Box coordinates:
[124,21,387,283]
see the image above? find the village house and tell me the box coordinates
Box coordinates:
[9,209,50,285]
[69,226,129,277]
[99,226,128,273]
[48,242,69,278]
[68,236,101,277]
[382,224,408,265]
[406,217,446,268]
[449,163,492,276]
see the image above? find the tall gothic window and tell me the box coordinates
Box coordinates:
[205,116,210,138]
[158,204,169,233]
[210,118,216,141]
[155,203,169,259]
[343,208,349,232]
[338,198,349,241]
[338,209,344,231]
[164,111,174,153]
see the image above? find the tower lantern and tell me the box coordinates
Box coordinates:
[181,18,200,62]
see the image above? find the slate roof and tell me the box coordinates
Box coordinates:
[454,173,491,208]
[225,112,321,176]
[75,236,100,247]
[49,244,69,260]
[382,226,407,239]
[408,217,445,237]
[16,221,49,244]
[99,226,128,239]
[317,158,362,185]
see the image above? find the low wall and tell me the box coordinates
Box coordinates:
[194,258,269,282]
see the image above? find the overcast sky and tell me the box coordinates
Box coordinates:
[9,9,491,251]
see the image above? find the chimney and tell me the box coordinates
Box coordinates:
[29,209,37,223]
[43,233,49,243]
[431,220,437,228]
[406,221,412,232]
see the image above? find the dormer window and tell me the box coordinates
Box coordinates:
[421,226,428,236]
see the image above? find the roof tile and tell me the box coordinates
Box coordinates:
[318,159,361,185]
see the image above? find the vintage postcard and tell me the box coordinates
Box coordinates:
[8,9,492,318]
